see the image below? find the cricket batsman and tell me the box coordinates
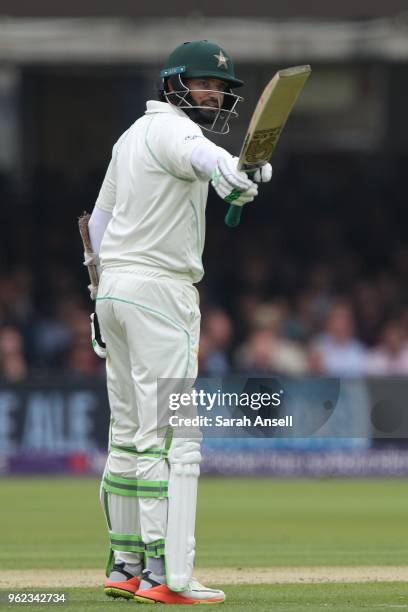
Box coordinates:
[83,40,272,604]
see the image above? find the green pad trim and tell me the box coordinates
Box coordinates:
[145,539,166,558]
[105,547,114,578]
[110,531,145,553]
[103,489,112,530]
[110,442,167,459]
[164,427,173,453]
[102,472,168,498]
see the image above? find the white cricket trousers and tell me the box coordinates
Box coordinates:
[95,266,201,568]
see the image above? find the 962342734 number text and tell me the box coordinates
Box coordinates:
[5,593,66,604]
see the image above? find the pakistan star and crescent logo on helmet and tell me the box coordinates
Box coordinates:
[214,50,229,69]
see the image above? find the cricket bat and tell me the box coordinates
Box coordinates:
[78,211,99,288]
[225,65,311,228]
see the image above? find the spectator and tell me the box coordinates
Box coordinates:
[353,280,383,346]
[235,303,308,375]
[199,308,232,375]
[312,300,367,376]
[0,325,28,382]
[33,296,82,367]
[283,291,320,343]
[63,307,102,375]
[366,319,408,375]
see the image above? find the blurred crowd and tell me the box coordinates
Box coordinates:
[199,285,408,378]
[1,153,408,381]
[2,265,408,381]
[0,268,100,380]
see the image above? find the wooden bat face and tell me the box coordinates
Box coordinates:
[238,65,311,170]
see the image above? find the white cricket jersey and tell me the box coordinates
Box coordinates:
[96,100,210,283]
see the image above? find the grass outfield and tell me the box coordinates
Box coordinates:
[1,477,408,610]
[1,477,408,570]
[1,584,408,611]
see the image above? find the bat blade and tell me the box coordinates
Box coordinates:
[239,65,311,169]
[225,65,311,228]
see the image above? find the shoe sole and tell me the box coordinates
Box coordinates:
[105,587,136,600]
[134,594,225,605]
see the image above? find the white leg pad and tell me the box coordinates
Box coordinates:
[100,454,145,567]
[166,439,201,592]
[107,492,143,566]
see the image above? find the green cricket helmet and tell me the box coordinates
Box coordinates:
[160,40,244,134]
[161,40,244,87]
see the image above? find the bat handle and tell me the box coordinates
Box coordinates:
[224,163,261,227]
[224,204,242,228]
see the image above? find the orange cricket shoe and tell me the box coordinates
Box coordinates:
[134,571,225,604]
[104,563,141,600]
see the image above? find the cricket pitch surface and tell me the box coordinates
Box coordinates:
[2,566,408,588]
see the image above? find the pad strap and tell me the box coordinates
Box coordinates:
[102,472,168,498]
[145,539,166,558]
[105,532,163,575]
[110,443,168,459]
[109,531,145,554]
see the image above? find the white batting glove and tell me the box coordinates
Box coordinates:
[211,156,258,207]
[252,163,273,183]
[90,312,106,359]
[88,284,98,301]
[83,251,100,267]
[83,251,100,301]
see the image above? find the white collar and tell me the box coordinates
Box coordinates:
[145,100,187,118]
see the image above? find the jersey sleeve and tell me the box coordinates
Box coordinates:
[191,141,232,181]
[88,206,112,254]
[95,143,118,212]
[151,117,209,182]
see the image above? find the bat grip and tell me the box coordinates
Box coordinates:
[224,204,243,228]
[224,164,260,228]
